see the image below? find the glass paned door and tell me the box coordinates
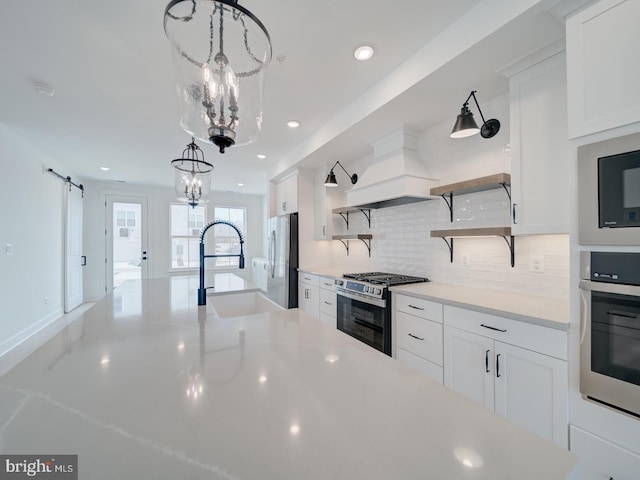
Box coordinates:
[106,196,148,293]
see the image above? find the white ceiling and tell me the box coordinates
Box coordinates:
[0,0,570,195]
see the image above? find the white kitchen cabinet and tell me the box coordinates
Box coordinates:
[569,425,640,480]
[273,173,299,216]
[509,51,570,235]
[313,170,342,240]
[567,0,640,138]
[443,306,568,447]
[318,277,337,327]
[394,294,444,384]
[298,272,320,320]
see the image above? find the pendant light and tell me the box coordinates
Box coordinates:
[450,91,500,139]
[164,0,272,153]
[171,138,214,208]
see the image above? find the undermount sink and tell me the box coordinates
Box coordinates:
[206,291,284,319]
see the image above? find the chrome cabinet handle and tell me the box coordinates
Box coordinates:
[323,225,326,236]
[485,350,490,373]
[481,324,507,333]
[408,333,425,341]
[408,305,424,311]
[496,354,502,378]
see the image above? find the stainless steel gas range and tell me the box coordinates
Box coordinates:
[335,272,429,356]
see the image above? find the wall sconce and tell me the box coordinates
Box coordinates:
[450,90,500,139]
[324,161,358,187]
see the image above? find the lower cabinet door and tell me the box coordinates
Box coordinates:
[444,326,494,410]
[494,341,568,447]
[397,347,443,384]
[570,425,640,480]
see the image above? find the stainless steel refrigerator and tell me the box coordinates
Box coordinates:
[266,213,298,308]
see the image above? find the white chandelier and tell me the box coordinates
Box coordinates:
[164,0,272,153]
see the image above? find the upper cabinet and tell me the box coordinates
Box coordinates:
[509,51,570,235]
[313,170,343,240]
[271,173,299,216]
[567,0,640,138]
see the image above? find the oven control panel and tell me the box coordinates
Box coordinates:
[336,279,384,299]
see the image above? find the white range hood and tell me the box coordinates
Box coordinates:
[346,127,438,209]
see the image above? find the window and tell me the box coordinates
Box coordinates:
[170,204,206,269]
[212,206,246,268]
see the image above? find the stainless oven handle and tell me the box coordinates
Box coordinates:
[579,279,640,296]
[336,290,386,308]
[579,287,588,346]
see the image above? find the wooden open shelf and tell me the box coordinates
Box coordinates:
[430,227,515,267]
[430,173,511,196]
[332,234,372,257]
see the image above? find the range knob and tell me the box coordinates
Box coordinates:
[375,288,382,295]
[364,286,370,293]
[335,279,344,286]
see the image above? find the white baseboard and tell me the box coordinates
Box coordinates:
[0,303,95,376]
[0,308,63,358]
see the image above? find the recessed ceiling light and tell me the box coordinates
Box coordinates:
[33,81,55,96]
[256,154,267,159]
[287,120,300,128]
[354,45,374,61]
[237,183,244,187]
[99,166,111,171]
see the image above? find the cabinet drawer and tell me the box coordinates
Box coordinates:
[299,272,319,287]
[395,294,443,322]
[444,305,567,360]
[396,311,443,366]
[319,288,336,316]
[570,425,640,480]
[396,348,443,384]
[319,277,336,290]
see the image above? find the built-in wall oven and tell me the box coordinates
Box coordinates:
[580,252,640,418]
[335,273,429,356]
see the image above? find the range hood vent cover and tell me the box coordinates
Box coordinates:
[345,127,438,209]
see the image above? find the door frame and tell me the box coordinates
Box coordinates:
[105,195,149,294]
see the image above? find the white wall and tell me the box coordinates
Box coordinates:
[317,94,569,299]
[82,180,265,301]
[0,124,74,355]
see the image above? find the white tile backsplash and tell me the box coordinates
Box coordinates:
[328,93,569,299]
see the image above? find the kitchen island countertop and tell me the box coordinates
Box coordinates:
[0,277,576,479]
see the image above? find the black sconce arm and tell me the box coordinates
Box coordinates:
[330,161,358,185]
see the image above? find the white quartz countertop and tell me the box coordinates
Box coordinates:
[297,266,346,278]
[0,278,575,479]
[390,282,569,329]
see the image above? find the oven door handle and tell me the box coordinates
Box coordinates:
[353,318,383,334]
[336,290,386,308]
[579,279,640,296]
[579,288,588,346]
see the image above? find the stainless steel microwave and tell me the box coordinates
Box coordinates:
[578,131,640,245]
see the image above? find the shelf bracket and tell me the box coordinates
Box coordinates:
[500,182,511,202]
[338,239,350,256]
[501,235,515,268]
[441,193,453,222]
[359,209,371,228]
[338,211,349,229]
[359,237,372,257]
[440,237,454,263]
